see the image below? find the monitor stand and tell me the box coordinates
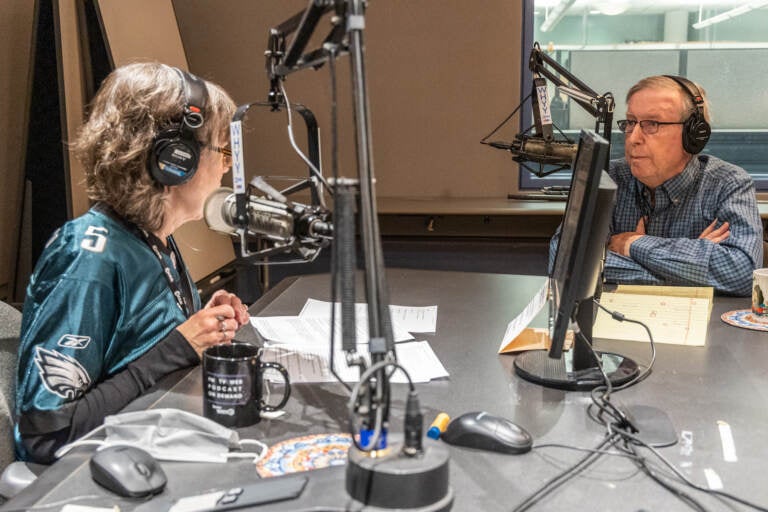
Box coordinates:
[513,301,639,391]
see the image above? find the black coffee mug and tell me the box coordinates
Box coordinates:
[202,342,291,428]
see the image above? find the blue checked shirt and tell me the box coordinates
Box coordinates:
[550,154,763,296]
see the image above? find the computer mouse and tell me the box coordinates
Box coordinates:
[441,411,533,454]
[90,445,167,498]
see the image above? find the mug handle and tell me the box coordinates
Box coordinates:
[259,361,291,411]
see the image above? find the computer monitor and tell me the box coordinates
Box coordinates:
[514,130,639,391]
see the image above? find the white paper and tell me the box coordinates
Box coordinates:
[389,304,438,333]
[498,280,550,352]
[251,315,413,346]
[299,298,437,334]
[261,340,449,384]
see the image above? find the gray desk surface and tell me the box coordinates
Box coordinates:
[4,269,768,511]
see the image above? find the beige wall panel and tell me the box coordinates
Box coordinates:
[95,0,234,281]
[0,0,36,300]
[56,0,89,218]
[174,1,522,202]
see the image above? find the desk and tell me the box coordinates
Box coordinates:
[4,270,768,511]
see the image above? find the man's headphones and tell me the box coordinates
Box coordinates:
[148,67,209,186]
[663,75,711,155]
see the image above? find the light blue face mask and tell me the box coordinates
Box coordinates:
[55,409,267,463]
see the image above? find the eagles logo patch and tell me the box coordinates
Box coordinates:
[34,347,92,400]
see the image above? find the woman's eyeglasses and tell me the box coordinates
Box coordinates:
[206,145,232,166]
[617,119,684,135]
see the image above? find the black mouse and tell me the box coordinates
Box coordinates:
[441,411,533,454]
[90,445,167,498]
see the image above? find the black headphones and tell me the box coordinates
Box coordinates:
[663,75,711,155]
[148,67,209,186]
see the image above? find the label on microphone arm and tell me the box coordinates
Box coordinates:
[230,120,246,194]
[535,84,553,126]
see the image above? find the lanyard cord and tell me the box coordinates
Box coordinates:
[92,203,196,318]
[139,230,195,318]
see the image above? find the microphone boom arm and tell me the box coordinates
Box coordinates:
[528,42,615,143]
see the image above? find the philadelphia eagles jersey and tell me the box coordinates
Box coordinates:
[15,205,202,461]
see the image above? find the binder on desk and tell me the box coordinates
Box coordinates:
[594,285,714,346]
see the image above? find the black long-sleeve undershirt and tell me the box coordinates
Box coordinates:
[18,329,199,464]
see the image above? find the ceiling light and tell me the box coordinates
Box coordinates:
[540,0,576,33]
[593,1,629,16]
[693,0,768,29]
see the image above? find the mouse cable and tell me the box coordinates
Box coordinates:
[530,442,702,490]
[511,433,621,512]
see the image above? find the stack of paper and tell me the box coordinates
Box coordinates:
[251,299,448,383]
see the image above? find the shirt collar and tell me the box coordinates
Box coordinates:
[634,156,698,208]
[659,157,698,204]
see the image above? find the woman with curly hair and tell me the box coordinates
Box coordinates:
[15,62,249,463]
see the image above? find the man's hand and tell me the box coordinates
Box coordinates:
[698,219,730,243]
[608,217,646,257]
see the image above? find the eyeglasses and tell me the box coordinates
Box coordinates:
[206,145,232,166]
[617,119,684,135]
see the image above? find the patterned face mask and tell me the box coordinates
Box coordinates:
[55,409,267,463]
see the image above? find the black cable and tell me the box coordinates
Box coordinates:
[613,427,768,512]
[582,304,767,512]
[480,92,531,144]
[592,299,657,391]
[511,434,619,512]
[347,360,415,452]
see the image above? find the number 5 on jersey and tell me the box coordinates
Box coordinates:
[81,226,109,253]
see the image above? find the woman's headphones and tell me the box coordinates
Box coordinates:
[148,68,209,186]
[663,75,711,155]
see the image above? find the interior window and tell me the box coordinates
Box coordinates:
[520,0,768,191]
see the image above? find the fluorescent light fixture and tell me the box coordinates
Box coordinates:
[594,1,629,16]
[693,0,768,29]
[540,0,576,33]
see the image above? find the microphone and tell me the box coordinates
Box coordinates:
[204,187,332,244]
[489,135,578,167]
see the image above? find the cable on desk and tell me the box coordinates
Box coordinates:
[611,426,768,512]
[511,433,621,512]
[516,299,768,512]
[582,304,768,512]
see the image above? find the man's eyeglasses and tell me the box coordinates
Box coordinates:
[617,119,684,135]
[207,145,232,166]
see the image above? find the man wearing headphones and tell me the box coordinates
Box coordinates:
[15,63,250,463]
[604,75,762,296]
